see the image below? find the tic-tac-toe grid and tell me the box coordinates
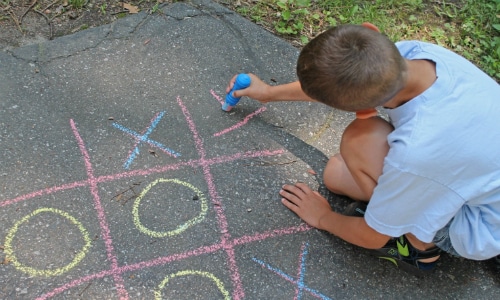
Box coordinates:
[0,92,333,300]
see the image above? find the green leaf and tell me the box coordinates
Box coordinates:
[493,24,500,31]
[295,0,311,7]
[277,1,287,10]
[294,21,304,30]
[297,8,310,15]
[350,5,359,17]
[282,10,291,21]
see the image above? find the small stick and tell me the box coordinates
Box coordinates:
[8,10,22,34]
[20,0,38,24]
[42,0,61,12]
[111,10,128,15]
[245,159,297,167]
[34,9,53,39]
[79,282,92,296]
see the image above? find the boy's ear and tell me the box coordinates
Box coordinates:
[361,22,380,32]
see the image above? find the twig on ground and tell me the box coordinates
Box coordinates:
[34,9,53,39]
[42,0,61,12]
[111,10,129,15]
[20,0,38,24]
[78,282,92,296]
[7,9,22,34]
[245,159,297,167]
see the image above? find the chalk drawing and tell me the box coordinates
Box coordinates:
[35,224,311,300]
[112,111,181,169]
[4,208,92,277]
[154,270,230,300]
[252,242,332,300]
[210,90,267,137]
[132,178,208,237]
[0,93,332,300]
[306,110,336,143]
[71,118,130,299]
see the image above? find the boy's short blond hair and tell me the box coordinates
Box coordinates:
[297,25,407,111]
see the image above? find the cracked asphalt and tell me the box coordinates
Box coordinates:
[1,0,499,299]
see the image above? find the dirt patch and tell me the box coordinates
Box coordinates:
[0,0,167,51]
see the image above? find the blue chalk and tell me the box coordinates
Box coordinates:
[222,73,251,111]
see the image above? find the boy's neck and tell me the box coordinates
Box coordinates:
[384,59,437,109]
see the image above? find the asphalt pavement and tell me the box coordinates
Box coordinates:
[1,0,498,299]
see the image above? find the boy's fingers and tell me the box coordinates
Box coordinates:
[232,89,243,98]
[282,184,303,197]
[225,74,238,93]
[294,182,311,193]
[281,198,299,213]
[280,188,303,205]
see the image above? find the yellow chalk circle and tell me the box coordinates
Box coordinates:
[4,207,92,277]
[133,178,208,238]
[154,270,230,300]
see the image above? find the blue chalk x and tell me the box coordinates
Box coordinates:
[222,73,251,111]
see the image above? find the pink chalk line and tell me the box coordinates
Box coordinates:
[36,223,311,300]
[213,106,267,137]
[0,148,285,208]
[177,96,245,299]
[210,89,224,105]
[210,89,267,137]
[70,119,129,300]
[1,96,296,300]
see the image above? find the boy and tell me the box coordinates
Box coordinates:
[226,23,500,273]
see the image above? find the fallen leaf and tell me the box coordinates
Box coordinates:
[115,193,123,202]
[1,257,10,265]
[307,169,317,175]
[122,3,139,14]
[148,149,157,157]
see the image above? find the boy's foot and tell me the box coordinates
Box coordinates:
[373,235,441,276]
[344,201,441,276]
[343,201,368,217]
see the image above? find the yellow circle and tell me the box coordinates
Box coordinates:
[154,270,230,300]
[133,178,208,237]
[4,207,92,277]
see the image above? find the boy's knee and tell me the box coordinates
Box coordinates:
[323,154,343,193]
[341,117,393,152]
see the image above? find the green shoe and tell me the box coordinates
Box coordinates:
[373,235,441,276]
[344,201,441,275]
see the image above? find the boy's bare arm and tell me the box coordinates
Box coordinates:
[280,182,390,249]
[227,74,317,103]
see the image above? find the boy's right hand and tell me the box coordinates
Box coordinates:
[226,73,272,104]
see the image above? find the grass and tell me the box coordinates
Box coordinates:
[216,0,500,80]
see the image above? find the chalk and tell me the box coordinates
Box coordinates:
[155,270,230,300]
[222,74,251,111]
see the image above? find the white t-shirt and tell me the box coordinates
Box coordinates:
[364,41,500,260]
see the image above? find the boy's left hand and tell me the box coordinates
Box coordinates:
[280,182,332,230]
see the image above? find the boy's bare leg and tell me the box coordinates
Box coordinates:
[406,233,440,262]
[323,117,393,201]
[324,117,439,261]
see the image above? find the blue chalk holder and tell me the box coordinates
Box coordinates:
[222,73,251,111]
